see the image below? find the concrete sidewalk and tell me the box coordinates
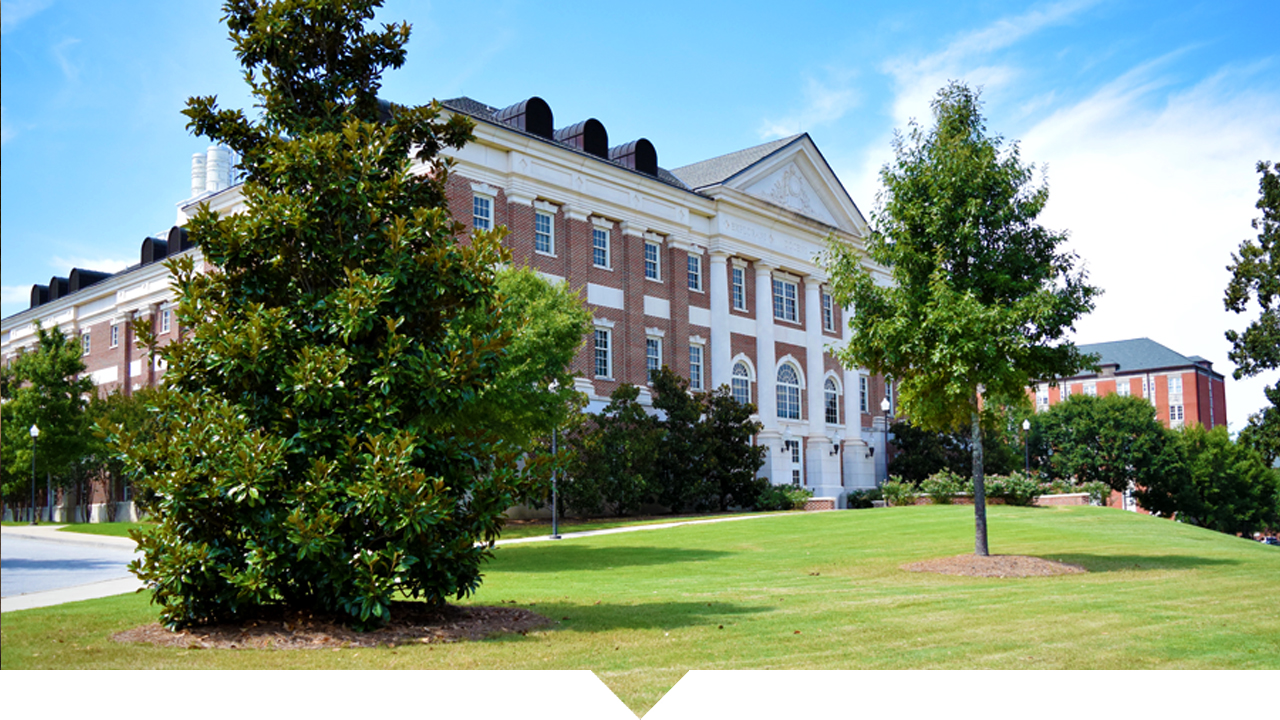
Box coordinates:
[1,524,143,613]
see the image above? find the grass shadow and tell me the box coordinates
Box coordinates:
[480,599,775,636]
[493,544,732,572]
[1047,553,1242,572]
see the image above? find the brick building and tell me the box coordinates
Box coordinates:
[1031,337,1227,429]
[2,95,895,508]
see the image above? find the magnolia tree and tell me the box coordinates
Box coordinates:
[107,0,574,629]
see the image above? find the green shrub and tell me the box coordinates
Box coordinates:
[921,470,964,504]
[881,478,919,507]
[1082,481,1111,506]
[756,484,813,511]
[846,488,883,509]
[988,472,1041,506]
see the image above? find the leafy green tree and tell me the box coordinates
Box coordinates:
[107,0,530,630]
[650,367,709,511]
[889,398,1027,482]
[1033,394,1174,496]
[1,324,94,520]
[1224,160,1280,466]
[86,387,168,521]
[1133,425,1280,536]
[565,384,660,516]
[649,367,766,512]
[698,384,766,511]
[454,266,591,450]
[823,82,1099,555]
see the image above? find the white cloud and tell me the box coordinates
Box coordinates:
[1,0,53,34]
[52,37,81,81]
[1,106,14,146]
[50,255,131,274]
[2,285,33,307]
[759,73,861,140]
[1021,61,1280,432]
[881,0,1098,128]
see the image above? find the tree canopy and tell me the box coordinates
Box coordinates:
[1,324,94,512]
[823,82,1098,555]
[1224,160,1280,465]
[107,0,539,630]
[1033,393,1173,494]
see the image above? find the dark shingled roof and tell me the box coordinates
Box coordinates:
[1076,338,1216,375]
[441,96,691,192]
[669,134,805,190]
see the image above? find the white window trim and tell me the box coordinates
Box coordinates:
[471,185,495,232]
[731,264,747,311]
[645,334,663,383]
[81,331,91,356]
[593,326,613,380]
[822,291,835,332]
[687,253,703,292]
[689,343,705,391]
[110,324,120,348]
[591,217,612,270]
[776,361,803,421]
[533,201,557,257]
[772,276,799,324]
[161,308,171,334]
[644,240,662,282]
[860,374,870,414]
[823,374,841,426]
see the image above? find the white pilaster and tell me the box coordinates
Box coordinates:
[709,251,731,390]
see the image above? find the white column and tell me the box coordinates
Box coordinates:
[804,276,839,499]
[709,251,731,390]
[755,262,781,484]
[754,262,777,427]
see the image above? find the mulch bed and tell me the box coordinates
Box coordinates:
[904,554,1087,578]
[113,602,552,650]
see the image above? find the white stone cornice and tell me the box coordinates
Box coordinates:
[505,185,536,206]
[470,181,498,197]
[564,204,590,222]
[643,230,665,244]
[591,215,614,229]
[645,326,666,338]
[533,199,558,213]
[620,221,643,238]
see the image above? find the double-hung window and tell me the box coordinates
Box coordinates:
[1084,381,1097,397]
[731,266,746,310]
[161,308,171,334]
[1168,376,1184,427]
[822,291,834,331]
[110,324,119,348]
[644,241,661,281]
[689,345,704,390]
[687,254,702,291]
[472,194,492,231]
[824,378,839,424]
[860,375,869,413]
[592,227,610,268]
[1037,383,1050,408]
[594,328,612,378]
[772,277,798,322]
[646,336,662,381]
[81,332,91,356]
[534,209,555,255]
[1116,380,1131,397]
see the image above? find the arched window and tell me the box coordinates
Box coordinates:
[732,361,752,406]
[824,377,839,424]
[777,364,801,420]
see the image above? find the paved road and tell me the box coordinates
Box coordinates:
[1,526,143,612]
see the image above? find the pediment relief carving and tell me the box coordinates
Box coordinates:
[742,161,838,227]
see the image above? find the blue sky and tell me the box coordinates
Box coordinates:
[3,0,1278,432]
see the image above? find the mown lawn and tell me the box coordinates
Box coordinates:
[3,505,1277,715]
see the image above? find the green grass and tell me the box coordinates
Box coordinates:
[496,511,764,539]
[3,505,1278,715]
[0,521,153,538]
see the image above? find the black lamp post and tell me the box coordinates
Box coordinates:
[29,424,40,526]
[880,396,891,483]
[549,380,561,540]
[1022,418,1031,474]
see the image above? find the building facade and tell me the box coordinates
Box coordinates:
[2,95,896,506]
[1031,337,1227,430]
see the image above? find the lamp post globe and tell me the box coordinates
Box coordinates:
[29,424,40,526]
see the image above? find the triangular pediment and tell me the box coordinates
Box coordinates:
[741,160,839,226]
[673,134,866,235]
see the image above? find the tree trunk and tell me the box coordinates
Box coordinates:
[971,391,989,556]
